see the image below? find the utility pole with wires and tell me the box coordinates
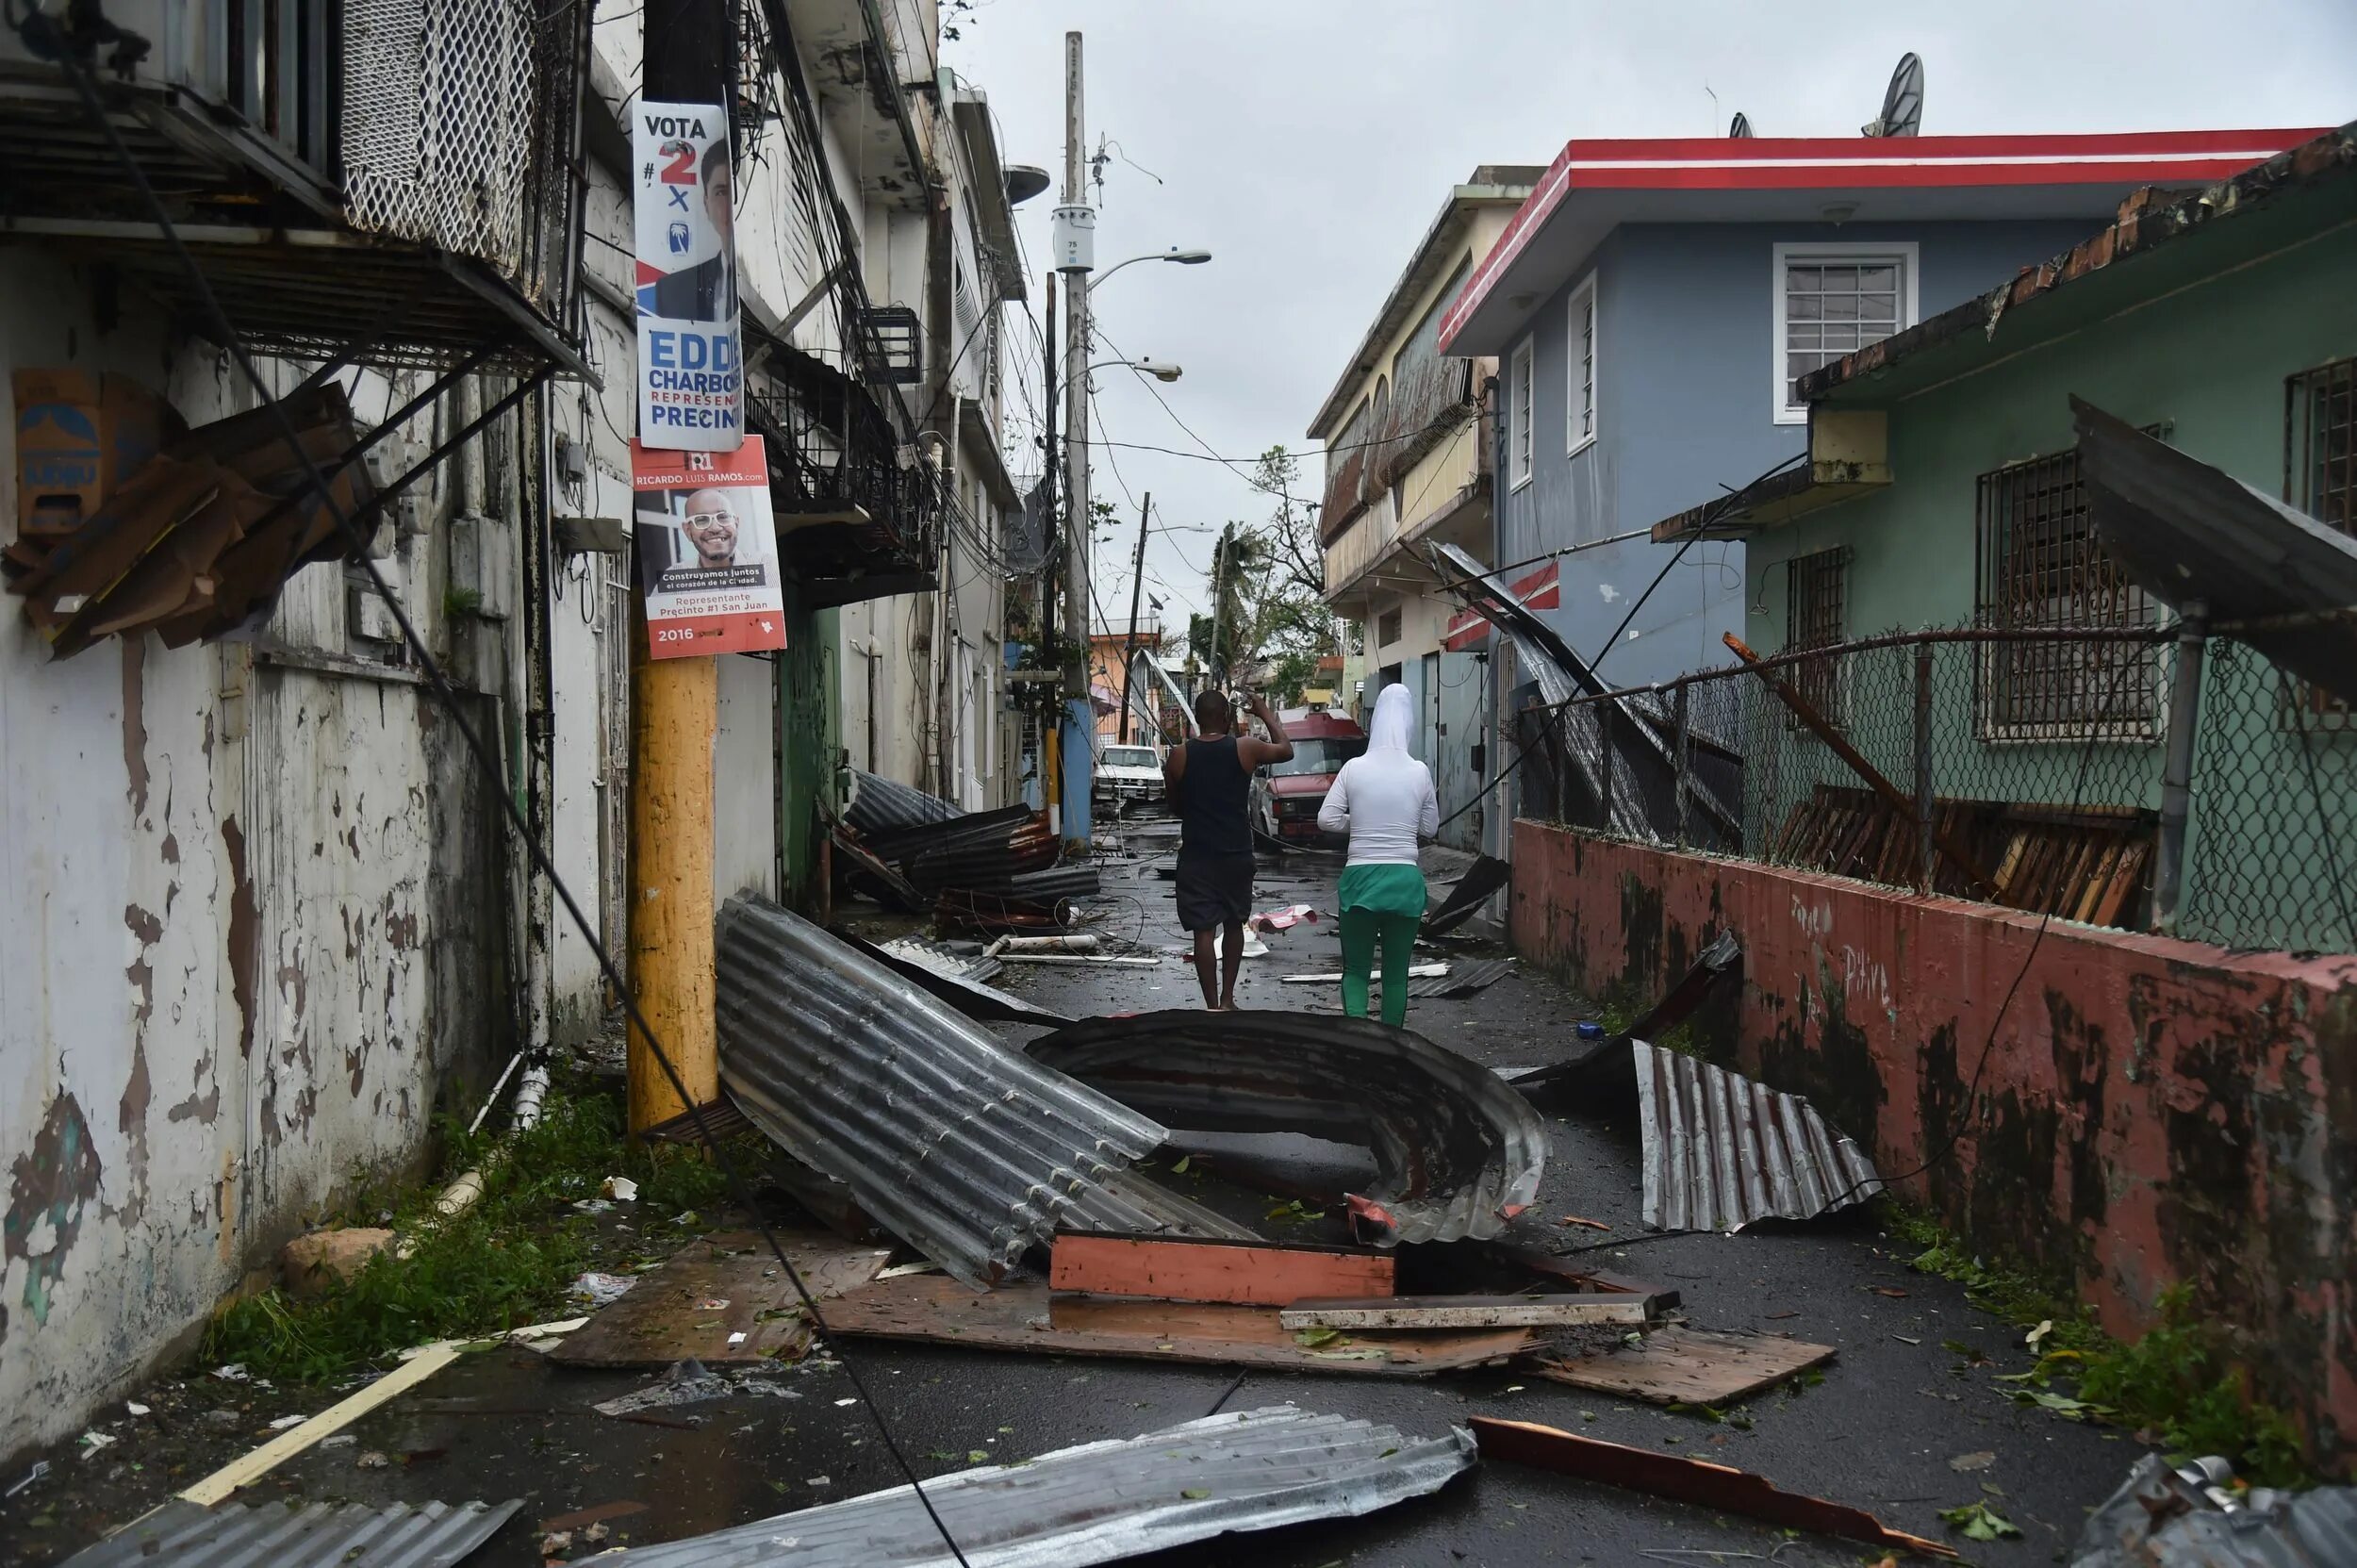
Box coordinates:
[1057,27,1095,849]
[626,0,731,1136]
[1205,523,1232,692]
[1117,491,1151,744]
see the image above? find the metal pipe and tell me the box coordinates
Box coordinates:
[1914,643,1935,894]
[1672,682,1690,850]
[2153,602,2209,933]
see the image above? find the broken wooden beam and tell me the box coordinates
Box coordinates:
[1279,1294,1655,1331]
[1048,1232,1394,1308]
[1531,1324,1836,1404]
[1470,1416,1957,1559]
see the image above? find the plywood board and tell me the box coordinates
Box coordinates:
[1531,1325,1835,1405]
[1279,1295,1653,1331]
[817,1273,1528,1377]
[1047,1233,1394,1307]
[550,1230,892,1367]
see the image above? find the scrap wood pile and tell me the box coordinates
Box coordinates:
[831,768,1099,930]
[6,385,379,658]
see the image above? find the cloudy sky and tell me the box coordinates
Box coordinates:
[944,1,2357,639]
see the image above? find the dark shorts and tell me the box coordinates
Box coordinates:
[1174,849,1256,932]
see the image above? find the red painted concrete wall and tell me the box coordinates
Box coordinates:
[1509,820,2357,1465]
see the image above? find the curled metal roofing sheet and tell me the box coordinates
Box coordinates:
[62,1498,521,1568]
[849,933,1074,1027]
[1027,1010,1546,1246]
[1632,1041,1881,1232]
[2072,1453,2357,1568]
[844,770,962,834]
[718,897,1226,1284]
[593,1405,1474,1568]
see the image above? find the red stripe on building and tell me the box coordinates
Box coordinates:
[1442,562,1559,652]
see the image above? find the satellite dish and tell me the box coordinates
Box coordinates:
[1861,52,1924,138]
[1729,112,1754,138]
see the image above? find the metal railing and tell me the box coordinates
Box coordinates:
[1514,625,2357,953]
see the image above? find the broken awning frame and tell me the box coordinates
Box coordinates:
[1026,1009,1547,1246]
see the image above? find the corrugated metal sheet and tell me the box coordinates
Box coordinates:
[845,770,962,834]
[1632,1041,1881,1233]
[1406,958,1515,999]
[1028,1011,1546,1246]
[63,1498,521,1568]
[842,933,1074,1028]
[1005,864,1102,900]
[717,897,1231,1285]
[593,1405,1474,1568]
[2072,1454,2357,1568]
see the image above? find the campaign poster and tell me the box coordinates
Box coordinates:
[631,438,785,659]
[634,100,741,451]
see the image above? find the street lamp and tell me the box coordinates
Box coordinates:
[1088,247,1213,291]
[1089,358,1182,382]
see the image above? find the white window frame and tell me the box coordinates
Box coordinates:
[1509,338,1535,488]
[1771,240,1919,425]
[1565,272,1598,457]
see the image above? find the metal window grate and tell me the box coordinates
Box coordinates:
[1783,546,1848,724]
[1510,341,1534,485]
[1973,445,2156,739]
[1784,256,1904,405]
[1568,282,1595,447]
[2283,355,2357,726]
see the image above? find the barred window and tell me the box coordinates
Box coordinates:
[1783,546,1849,723]
[2284,355,2356,725]
[1974,445,2156,739]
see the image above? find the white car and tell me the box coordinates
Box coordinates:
[1095,742,1164,806]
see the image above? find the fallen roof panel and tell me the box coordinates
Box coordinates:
[62,1498,522,1568]
[2075,396,2357,706]
[1634,1040,1882,1232]
[717,895,1180,1286]
[1027,1010,1546,1246]
[596,1406,1473,1568]
[844,769,963,834]
[1422,853,1512,935]
[844,931,1075,1027]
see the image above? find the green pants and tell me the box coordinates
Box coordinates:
[1339,862,1426,1026]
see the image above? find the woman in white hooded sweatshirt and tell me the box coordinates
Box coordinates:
[1317,685,1438,1026]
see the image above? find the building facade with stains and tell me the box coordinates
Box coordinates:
[1,0,1028,1461]
[1434,129,2324,868]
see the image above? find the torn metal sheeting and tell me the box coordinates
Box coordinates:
[843,931,1075,1027]
[1470,1417,1956,1560]
[1513,931,1740,1091]
[843,769,962,834]
[1634,1041,1882,1232]
[1006,863,1104,901]
[61,1498,523,1568]
[2071,1453,2357,1568]
[717,896,1177,1287]
[1422,853,1512,936]
[818,1271,1536,1373]
[2075,397,2357,706]
[1027,1010,1547,1246]
[594,1407,1475,1568]
[830,827,928,913]
[1409,958,1515,999]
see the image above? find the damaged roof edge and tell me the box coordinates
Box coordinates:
[1796,121,2357,405]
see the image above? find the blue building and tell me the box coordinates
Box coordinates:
[1432,128,2316,855]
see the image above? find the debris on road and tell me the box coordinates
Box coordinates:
[718,896,1237,1285]
[1510,930,1741,1091]
[1470,1416,1957,1559]
[1280,962,1451,982]
[1422,853,1511,936]
[590,1360,733,1419]
[1629,1042,1882,1231]
[1028,1010,1547,1246]
[1532,1325,1836,1405]
[840,930,1076,1026]
[569,1271,636,1309]
[1047,1233,1395,1307]
[816,1270,1535,1375]
[588,1406,1474,1568]
[2068,1453,2357,1567]
[178,1343,462,1506]
[551,1230,891,1367]
[1278,1294,1656,1331]
[58,1498,523,1568]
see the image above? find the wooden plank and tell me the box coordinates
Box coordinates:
[179,1343,460,1506]
[2072,840,2120,924]
[2092,838,2147,928]
[816,1272,1528,1376]
[1531,1325,1836,1405]
[1047,1232,1394,1307]
[550,1229,892,1367]
[1279,1295,1654,1331]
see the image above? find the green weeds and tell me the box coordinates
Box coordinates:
[203,1073,749,1382]
[1884,1202,2309,1485]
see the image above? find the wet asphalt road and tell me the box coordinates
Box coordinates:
[2,828,2143,1567]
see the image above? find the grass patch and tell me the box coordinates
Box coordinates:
[203,1071,751,1382]
[1883,1201,2309,1485]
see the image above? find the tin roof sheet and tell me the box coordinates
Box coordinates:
[62,1499,521,1568]
[1632,1041,1882,1232]
[592,1406,1473,1568]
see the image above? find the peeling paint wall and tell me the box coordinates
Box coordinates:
[1509,818,2357,1468]
[0,252,525,1462]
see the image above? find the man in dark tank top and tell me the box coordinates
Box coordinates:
[1162,688,1293,1009]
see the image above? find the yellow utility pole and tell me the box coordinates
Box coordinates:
[626,614,718,1132]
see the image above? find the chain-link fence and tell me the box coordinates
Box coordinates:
[1515,627,2357,951]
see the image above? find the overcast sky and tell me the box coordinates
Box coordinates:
[945,1,2357,640]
